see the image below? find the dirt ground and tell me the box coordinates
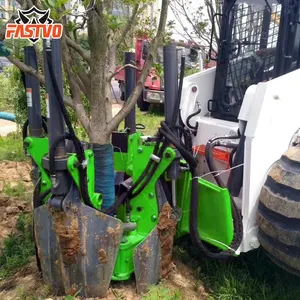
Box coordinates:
[0,160,208,300]
[0,161,33,246]
[0,120,17,137]
[0,258,207,300]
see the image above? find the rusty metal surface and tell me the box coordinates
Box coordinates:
[133,226,161,294]
[34,184,123,298]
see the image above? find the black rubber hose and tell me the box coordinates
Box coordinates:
[194,134,244,258]
[227,134,246,197]
[130,142,167,198]
[229,147,237,168]
[127,132,163,198]
[46,52,75,137]
[22,117,48,141]
[205,135,240,187]
[102,132,166,212]
[46,50,92,208]
[48,133,92,208]
[186,107,201,134]
[160,122,198,168]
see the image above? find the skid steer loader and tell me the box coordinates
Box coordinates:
[20,0,300,298]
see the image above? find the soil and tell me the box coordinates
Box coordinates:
[0,161,33,247]
[0,256,208,300]
[0,161,209,299]
[53,211,81,265]
[157,203,178,278]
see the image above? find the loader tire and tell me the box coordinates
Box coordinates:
[257,146,300,276]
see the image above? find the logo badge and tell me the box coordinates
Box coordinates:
[5,6,63,43]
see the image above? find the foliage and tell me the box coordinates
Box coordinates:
[184,67,200,77]
[0,213,35,279]
[169,0,221,54]
[0,71,14,112]
[0,132,26,161]
[3,181,29,201]
[143,286,181,300]
[174,241,300,300]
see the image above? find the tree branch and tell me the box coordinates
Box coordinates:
[7,55,45,84]
[61,38,90,132]
[106,0,169,133]
[65,36,91,64]
[33,44,44,75]
[116,3,139,48]
[108,64,141,82]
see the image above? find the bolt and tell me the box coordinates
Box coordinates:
[125,259,129,263]
[192,86,197,93]
[273,95,280,100]
[24,141,30,148]
[138,147,143,153]
[151,215,157,221]
[148,192,154,199]
[42,180,47,186]
[164,152,171,159]
[88,152,93,158]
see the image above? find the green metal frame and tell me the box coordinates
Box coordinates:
[176,171,234,250]
[25,130,236,282]
[67,149,102,210]
[113,133,176,280]
[24,137,51,196]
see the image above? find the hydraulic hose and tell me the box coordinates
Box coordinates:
[48,132,92,208]
[229,146,237,168]
[22,116,48,141]
[45,49,92,208]
[205,136,240,187]
[194,134,244,258]
[102,131,166,212]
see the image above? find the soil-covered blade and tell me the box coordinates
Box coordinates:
[34,185,123,298]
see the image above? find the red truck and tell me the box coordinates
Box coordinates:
[114,38,163,111]
[114,39,213,111]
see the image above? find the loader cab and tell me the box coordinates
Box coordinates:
[209,0,300,122]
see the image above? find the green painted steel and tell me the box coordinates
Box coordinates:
[176,171,234,251]
[67,149,102,210]
[25,131,236,282]
[24,137,51,197]
[112,133,176,280]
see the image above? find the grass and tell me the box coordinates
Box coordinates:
[118,105,165,136]
[174,241,300,300]
[143,286,181,300]
[3,181,30,199]
[0,131,26,161]
[0,213,35,279]
[1,108,300,299]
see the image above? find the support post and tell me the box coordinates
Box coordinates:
[24,46,42,137]
[124,52,136,133]
[43,39,69,197]
[163,44,178,126]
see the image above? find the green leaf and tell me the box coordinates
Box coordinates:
[45,0,56,8]
[66,20,76,32]
[64,296,75,300]
[58,9,73,20]
[83,0,90,7]
[51,10,59,20]
[55,0,69,8]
